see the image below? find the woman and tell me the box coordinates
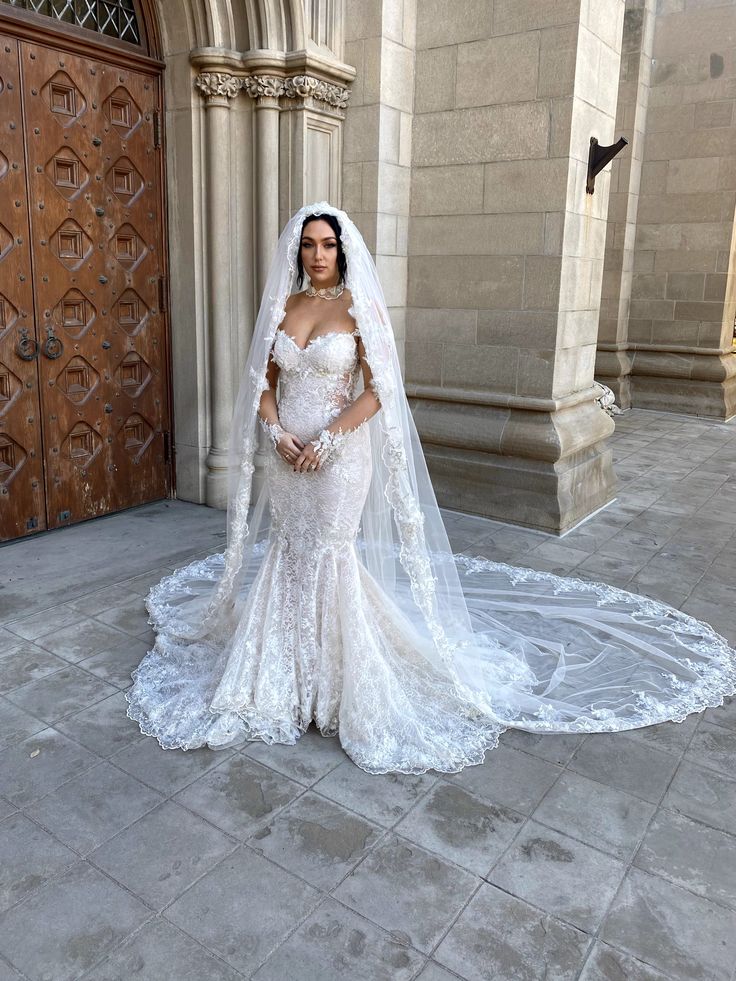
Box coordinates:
[127,203,736,774]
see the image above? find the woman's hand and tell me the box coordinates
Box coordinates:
[276,432,305,465]
[292,440,322,473]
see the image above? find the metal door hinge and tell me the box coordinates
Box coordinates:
[153,109,162,148]
[158,275,168,313]
[26,516,38,530]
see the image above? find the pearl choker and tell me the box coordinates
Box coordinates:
[306,282,344,300]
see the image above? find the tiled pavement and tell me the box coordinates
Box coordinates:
[1,407,736,981]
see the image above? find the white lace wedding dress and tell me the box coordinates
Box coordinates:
[127,325,736,774]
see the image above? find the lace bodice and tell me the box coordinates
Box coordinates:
[272,328,361,441]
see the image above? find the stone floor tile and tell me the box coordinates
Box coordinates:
[313,760,435,828]
[164,847,320,976]
[90,801,237,911]
[703,694,736,731]
[662,759,736,835]
[242,725,347,785]
[445,745,562,814]
[174,754,304,839]
[4,604,80,641]
[249,791,383,890]
[488,820,626,933]
[0,813,77,913]
[77,638,149,690]
[634,808,736,909]
[523,540,590,575]
[568,734,679,803]
[88,917,243,981]
[55,690,146,757]
[0,800,15,821]
[0,862,150,981]
[578,941,673,980]
[395,781,525,875]
[414,964,460,981]
[532,771,656,861]
[64,583,147,617]
[120,568,177,596]
[34,617,133,663]
[499,729,584,765]
[5,665,117,724]
[253,898,424,981]
[623,713,699,755]
[0,728,98,807]
[0,697,46,750]
[601,868,736,981]
[333,835,478,954]
[93,597,152,637]
[684,720,736,776]
[0,958,23,981]
[111,731,231,795]
[27,761,163,855]
[0,641,68,695]
[575,551,641,585]
[434,882,590,981]
[626,566,699,609]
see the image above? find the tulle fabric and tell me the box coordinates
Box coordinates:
[127,323,736,774]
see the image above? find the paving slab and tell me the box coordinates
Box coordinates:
[0,640,68,695]
[578,942,670,981]
[568,733,679,804]
[54,690,146,757]
[313,759,436,828]
[0,812,77,914]
[434,882,590,981]
[0,728,98,808]
[446,744,562,814]
[0,697,46,750]
[5,664,118,724]
[242,724,347,784]
[662,758,736,835]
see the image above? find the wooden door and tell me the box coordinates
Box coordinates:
[0,29,171,541]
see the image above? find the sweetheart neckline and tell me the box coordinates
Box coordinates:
[277,328,358,353]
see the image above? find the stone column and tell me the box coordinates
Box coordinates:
[596,0,657,409]
[195,72,241,508]
[405,0,625,533]
[244,76,284,295]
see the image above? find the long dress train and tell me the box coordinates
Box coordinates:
[126,327,736,774]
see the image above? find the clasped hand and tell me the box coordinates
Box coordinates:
[276,432,323,472]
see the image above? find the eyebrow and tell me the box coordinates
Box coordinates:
[301,235,337,242]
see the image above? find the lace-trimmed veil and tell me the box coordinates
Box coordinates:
[168,201,736,737]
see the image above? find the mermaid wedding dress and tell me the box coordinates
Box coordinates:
[126,203,736,774]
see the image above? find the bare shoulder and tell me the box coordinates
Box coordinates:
[285,291,306,312]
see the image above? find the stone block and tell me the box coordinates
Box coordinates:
[665,271,705,301]
[411,164,484,215]
[632,272,667,298]
[407,307,478,344]
[493,0,582,35]
[376,160,410,212]
[550,96,574,157]
[344,0,382,41]
[674,299,725,322]
[374,253,408,306]
[378,105,401,164]
[538,24,578,98]
[654,248,719,273]
[408,254,525,308]
[404,339,444,385]
[516,349,557,396]
[416,0,493,49]
[399,110,412,167]
[524,255,563,310]
[483,158,569,213]
[666,156,721,195]
[409,213,545,256]
[629,298,676,320]
[477,309,557,348]
[343,104,380,163]
[456,33,539,108]
[380,37,415,114]
[443,342,519,393]
[704,272,728,301]
[415,47,456,113]
[412,101,550,167]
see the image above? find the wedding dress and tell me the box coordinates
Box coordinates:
[126,203,736,774]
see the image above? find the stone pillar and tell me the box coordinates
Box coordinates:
[604,0,736,419]
[405,0,624,533]
[596,0,657,408]
[244,76,284,294]
[195,72,240,508]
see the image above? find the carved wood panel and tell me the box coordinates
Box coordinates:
[0,35,170,540]
[0,33,46,538]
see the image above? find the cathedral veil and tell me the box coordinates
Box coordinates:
[142,201,736,754]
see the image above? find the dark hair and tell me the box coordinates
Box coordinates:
[296,212,347,289]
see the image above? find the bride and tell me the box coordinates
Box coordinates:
[127,202,736,774]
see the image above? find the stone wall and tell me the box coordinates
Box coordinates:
[401,0,624,531]
[598,0,736,418]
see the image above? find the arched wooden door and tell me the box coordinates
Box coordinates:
[0,1,172,541]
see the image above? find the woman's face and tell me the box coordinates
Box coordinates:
[300,219,339,288]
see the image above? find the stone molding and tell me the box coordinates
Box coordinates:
[195,71,350,108]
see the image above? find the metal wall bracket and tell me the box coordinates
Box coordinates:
[587,136,628,194]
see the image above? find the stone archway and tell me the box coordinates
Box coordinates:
[148,0,354,507]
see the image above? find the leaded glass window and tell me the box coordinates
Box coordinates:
[1,0,141,46]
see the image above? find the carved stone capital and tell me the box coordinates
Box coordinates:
[282,74,350,109]
[195,72,241,102]
[241,75,286,100]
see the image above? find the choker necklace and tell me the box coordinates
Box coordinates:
[306,282,344,300]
